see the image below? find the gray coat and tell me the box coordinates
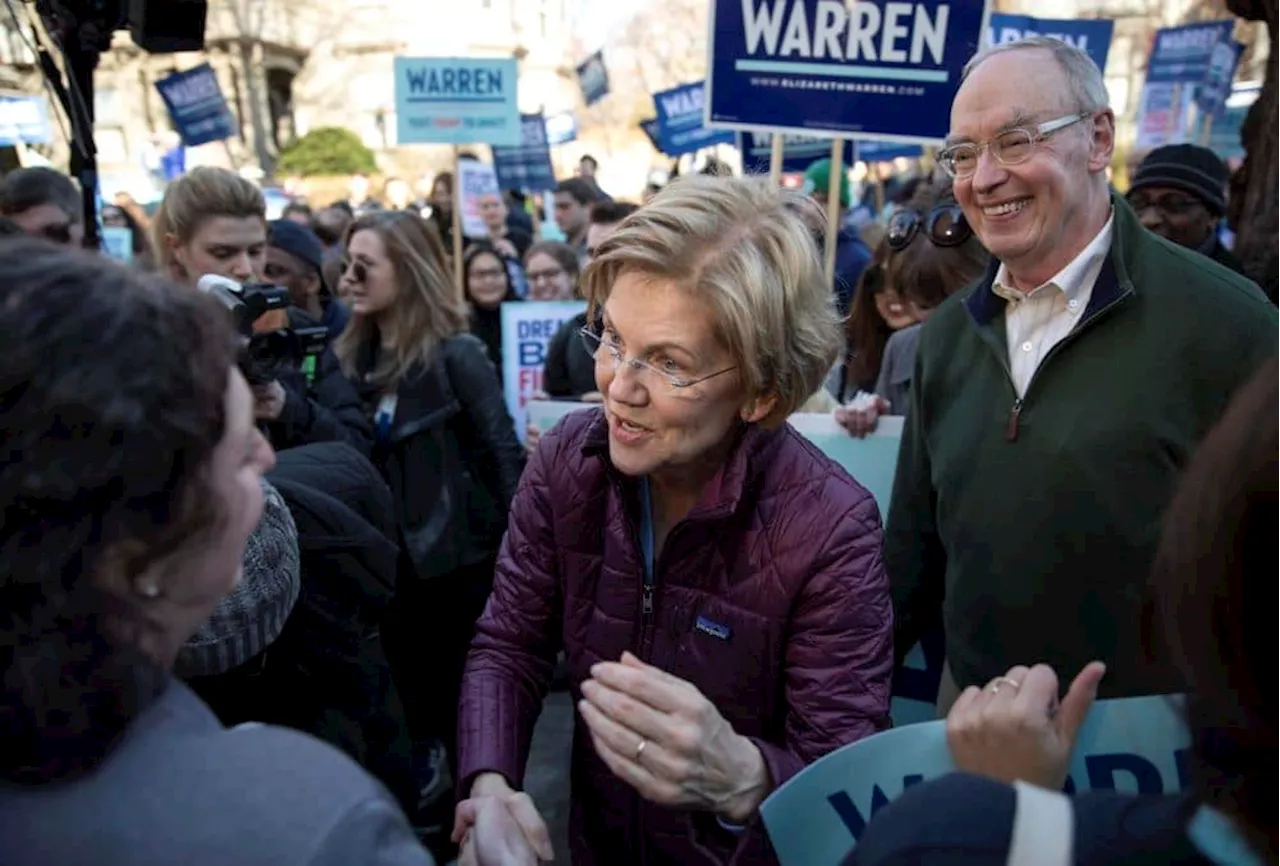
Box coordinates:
[0,681,433,866]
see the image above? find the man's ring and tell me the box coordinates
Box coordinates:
[634,739,647,761]
[989,676,1021,694]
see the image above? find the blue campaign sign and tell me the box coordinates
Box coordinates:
[739,131,855,174]
[545,111,578,145]
[706,0,989,143]
[855,140,924,163]
[1146,21,1234,84]
[394,57,520,146]
[639,118,662,152]
[576,50,610,106]
[654,81,735,157]
[761,694,1191,864]
[154,63,236,147]
[491,114,556,192]
[0,95,53,145]
[986,13,1114,73]
[1194,39,1244,118]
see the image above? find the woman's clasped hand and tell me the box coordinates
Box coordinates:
[578,652,770,821]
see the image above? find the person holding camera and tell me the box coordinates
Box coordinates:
[153,167,372,457]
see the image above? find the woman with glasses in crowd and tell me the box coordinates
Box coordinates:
[0,239,432,866]
[524,240,581,302]
[463,241,522,386]
[334,211,524,805]
[834,181,989,437]
[452,175,893,865]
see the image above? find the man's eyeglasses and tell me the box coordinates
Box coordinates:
[939,111,1093,179]
[579,327,736,392]
[1125,192,1203,218]
[886,204,972,251]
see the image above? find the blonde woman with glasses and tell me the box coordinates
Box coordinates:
[453,175,893,866]
[334,211,524,806]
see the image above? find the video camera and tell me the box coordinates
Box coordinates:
[197,275,329,384]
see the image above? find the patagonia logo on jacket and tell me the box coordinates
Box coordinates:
[694,616,732,641]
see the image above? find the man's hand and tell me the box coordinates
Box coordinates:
[253,380,288,421]
[453,773,554,864]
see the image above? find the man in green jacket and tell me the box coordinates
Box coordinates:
[886,36,1277,703]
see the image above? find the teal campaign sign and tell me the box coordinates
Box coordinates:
[394,57,520,146]
[761,695,1191,865]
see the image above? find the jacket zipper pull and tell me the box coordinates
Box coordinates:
[1006,399,1023,442]
[642,583,654,617]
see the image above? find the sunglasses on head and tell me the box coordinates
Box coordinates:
[886,204,972,252]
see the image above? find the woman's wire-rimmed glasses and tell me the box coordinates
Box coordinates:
[938,111,1093,179]
[579,327,736,391]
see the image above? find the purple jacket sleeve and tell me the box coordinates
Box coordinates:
[456,426,564,797]
[689,478,895,865]
[754,479,894,788]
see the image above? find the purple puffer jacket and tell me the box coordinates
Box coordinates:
[458,408,892,865]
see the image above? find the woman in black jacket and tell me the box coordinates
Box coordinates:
[333,210,524,780]
[463,241,520,386]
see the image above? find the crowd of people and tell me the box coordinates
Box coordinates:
[0,34,1275,866]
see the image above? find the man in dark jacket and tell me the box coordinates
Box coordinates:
[888,37,1277,705]
[258,219,373,456]
[1126,143,1249,278]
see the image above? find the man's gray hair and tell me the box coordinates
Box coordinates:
[963,36,1111,113]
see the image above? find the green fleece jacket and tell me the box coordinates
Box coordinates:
[886,194,1276,698]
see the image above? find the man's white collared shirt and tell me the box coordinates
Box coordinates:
[992,214,1114,398]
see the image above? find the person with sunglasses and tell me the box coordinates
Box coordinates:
[453,175,892,866]
[0,167,83,247]
[1126,144,1249,280]
[886,36,1276,719]
[834,181,989,437]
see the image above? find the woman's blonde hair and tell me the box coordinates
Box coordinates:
[582,175,841,425]
[333,210,469,389]
[151,167,265,281]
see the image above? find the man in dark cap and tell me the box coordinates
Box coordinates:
[267,218,350,340]
[1126,143,1245,276]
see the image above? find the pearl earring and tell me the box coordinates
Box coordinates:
[137,582,160,599]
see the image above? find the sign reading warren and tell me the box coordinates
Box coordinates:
[154,63,236,147]
[654,81,735,157]
[394,57,520,146]
[492,113,556,192]
[986,13,1114,73]
[761,695,1191,865]
[706,0,989,142]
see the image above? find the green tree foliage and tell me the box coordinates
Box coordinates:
[276,127,376,176]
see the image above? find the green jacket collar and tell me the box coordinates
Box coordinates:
[965,191,1141,327]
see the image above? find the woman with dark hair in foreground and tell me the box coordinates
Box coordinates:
[0,239,433,866]
[847,357,1277,865]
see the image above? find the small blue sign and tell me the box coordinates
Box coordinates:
[639,118,662,152]
[854,140,924,163]
[491,113,556,192]
[0,95,53,145]
[706,0,989,143]
[986,13,1115,73]
[1146,21,1234,85]
[1194,38,1243,118]
[545,111,578,146]
[739,131,854,174]
[576,50,610,107]
[154,63,236,147]
[653,81,735,157]
[394,57,520,146]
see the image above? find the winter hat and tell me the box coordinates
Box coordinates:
[803,158,851,209]
[1129,144,1229,216]
[268,219,324,274]
[174,479,301,678]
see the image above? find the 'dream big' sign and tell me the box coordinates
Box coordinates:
[394,57,521,146]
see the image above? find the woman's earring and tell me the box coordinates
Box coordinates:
[136,582,161,600]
